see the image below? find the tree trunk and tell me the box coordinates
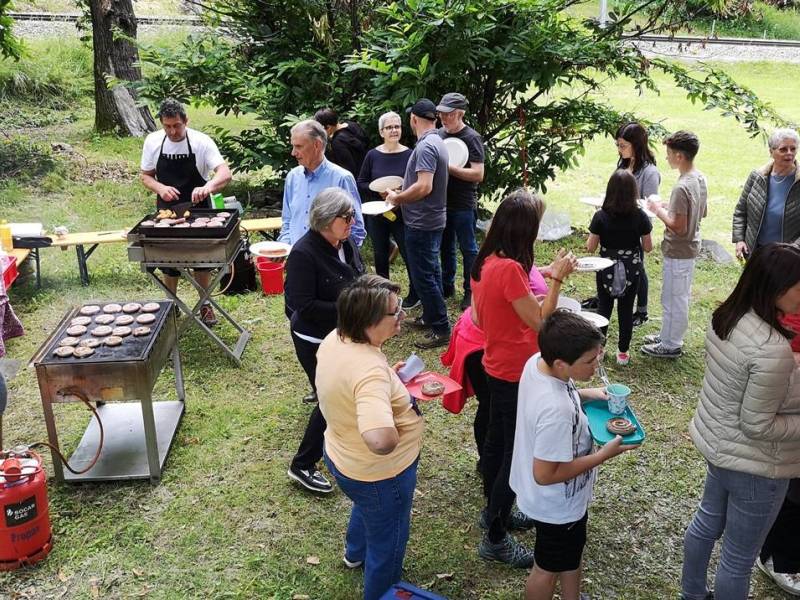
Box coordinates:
[90,0,156,136]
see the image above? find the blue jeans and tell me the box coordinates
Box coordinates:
[441,209,478,295]
[404,227,449,335]
[681,462,790,600]
[324,453,419,600]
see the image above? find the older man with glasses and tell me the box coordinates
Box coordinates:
[279,119,366,247]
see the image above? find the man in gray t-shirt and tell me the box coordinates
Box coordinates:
[386,99,451,349]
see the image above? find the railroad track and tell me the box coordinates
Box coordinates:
[8,11,204,26]
[9,12,800,48]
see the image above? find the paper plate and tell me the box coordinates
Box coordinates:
[250,241,291,259]
[579,197,603,209]
[368,175,404,193]
[557,296,582,312]
[443,137,469,168]
[637,199,656,218]
[576,257,614,272]
[361,201,395,216]
[577,311,609,328]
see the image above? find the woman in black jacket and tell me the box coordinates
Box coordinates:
[285,187,365,494]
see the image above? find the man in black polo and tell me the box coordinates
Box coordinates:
[437,92,485,311]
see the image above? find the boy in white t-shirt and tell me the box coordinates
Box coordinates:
[510,310,640,600]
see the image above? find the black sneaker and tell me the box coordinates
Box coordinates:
[403,296,421,310]
[478,533,535,568]
[287,465,333,493]
[478,506,535,531]
[302,391,318,404]
[632,312,649,327]
[581,296,599,311]
[459,291,472,311]
[641,342,682,358]
[415,331,450,350]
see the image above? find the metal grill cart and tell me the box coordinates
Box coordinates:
[126,209,251,366]
[31,300,184,484]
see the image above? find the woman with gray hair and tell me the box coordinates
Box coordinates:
[285,187,365,494]
[357,111,419,307]
[317,274,423,600]
[732,127,800,260]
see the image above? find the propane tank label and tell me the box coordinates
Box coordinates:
[5,495,37,527]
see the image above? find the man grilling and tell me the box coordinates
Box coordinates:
[140,98,232,326]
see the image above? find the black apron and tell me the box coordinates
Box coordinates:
[155,132,210,211]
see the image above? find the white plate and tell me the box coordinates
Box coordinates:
[557,296,582,312]
[368,176,404,193]
[579,197,603,209]
[443,137,469,168]
[250,241,292,259]
[576,257,615,272]
[637,199,656,218]
[361,201,395,216]
[578,311,609,328]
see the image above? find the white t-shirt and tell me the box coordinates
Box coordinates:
[140,127,225,180]
[510,353,596,524]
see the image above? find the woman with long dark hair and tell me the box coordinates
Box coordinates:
[471,188,576,568]
[681,243,800,600]
[586,169,653,365]
[615,122,660,327]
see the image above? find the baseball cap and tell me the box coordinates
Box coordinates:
[436,92,468,113]
[406,98,437,121]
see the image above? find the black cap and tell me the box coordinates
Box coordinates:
[436,92,468,113]
[406,98,437,121]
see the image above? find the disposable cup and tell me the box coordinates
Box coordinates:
[606,383,631,415]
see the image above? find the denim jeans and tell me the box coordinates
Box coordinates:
[441,209,479,295]
[404,227,450,335]
[659,257,695,350]
[482,375,520,542]
[324,453,419,600]
[681,462,790,600]
[365,213,418,304]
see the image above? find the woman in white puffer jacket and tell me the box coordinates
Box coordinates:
[681,242,800,600]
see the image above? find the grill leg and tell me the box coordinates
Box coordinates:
[173,345,185,402]
[40,394,65,483]
[139,391,161,485]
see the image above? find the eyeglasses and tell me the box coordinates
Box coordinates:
[382,125,401,131]
[386,301,405,320]
[337,211,356,224]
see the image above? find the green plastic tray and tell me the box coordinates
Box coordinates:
[583,400,646,446]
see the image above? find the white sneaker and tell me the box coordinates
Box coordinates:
[757,557,800,596]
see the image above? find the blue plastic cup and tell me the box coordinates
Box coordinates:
[606,383,630,415]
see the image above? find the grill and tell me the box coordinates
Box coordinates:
[126,209,251,366]
[30,300,185,484]
[127,208,242,266]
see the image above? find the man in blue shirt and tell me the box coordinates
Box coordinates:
[279,119,366,246]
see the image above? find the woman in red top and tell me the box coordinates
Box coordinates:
[471,188,576,568]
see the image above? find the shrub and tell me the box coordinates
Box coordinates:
[0,136,57,184]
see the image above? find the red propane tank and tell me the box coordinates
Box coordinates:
[0,450,52,570]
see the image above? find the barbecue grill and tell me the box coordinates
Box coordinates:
[127,209,251,366]
[30,300,185,484]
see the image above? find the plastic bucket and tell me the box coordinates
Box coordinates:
[256,258,285,295]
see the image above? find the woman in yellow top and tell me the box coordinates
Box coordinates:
[317,274,424,600]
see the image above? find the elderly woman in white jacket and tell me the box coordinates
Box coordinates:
[681,242,800,600]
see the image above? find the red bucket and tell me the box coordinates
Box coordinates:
[256,257,285,295]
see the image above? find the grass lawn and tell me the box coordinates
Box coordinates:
[1,50,800,599]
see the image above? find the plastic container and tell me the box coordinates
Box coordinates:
[583,399,646,446]
[0,221,12,252]
[1,256,18,289]
[256,257,285,295]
